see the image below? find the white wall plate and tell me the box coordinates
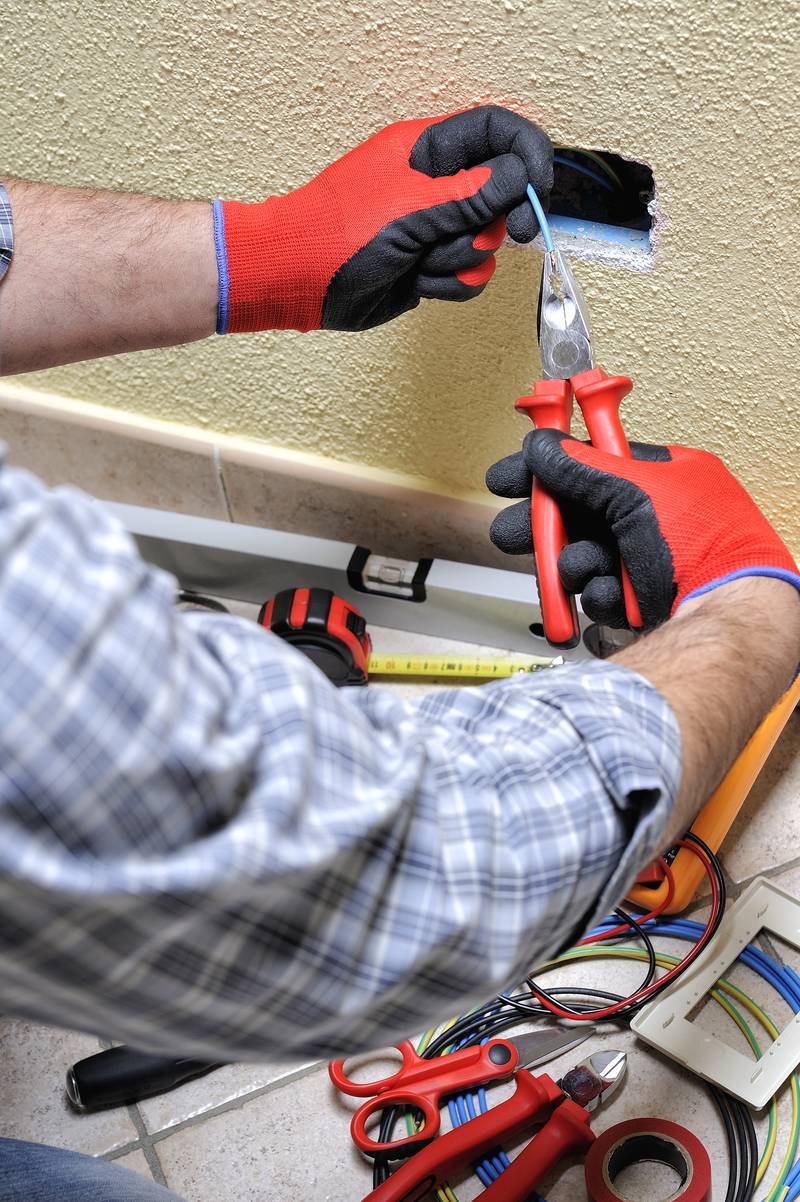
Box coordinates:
[631,877,800,1109]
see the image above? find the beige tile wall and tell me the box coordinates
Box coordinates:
[0,406,229,520]
[0,383,523,573]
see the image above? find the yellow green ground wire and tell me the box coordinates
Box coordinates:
[408,1016,461,1202]
[405,947,800,1202]
[553,946,800,1199]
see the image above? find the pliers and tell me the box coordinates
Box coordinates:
[515,246,644,648]
[362,1048,627,1202]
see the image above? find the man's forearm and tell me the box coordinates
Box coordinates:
[0,178,217,374]
[614,576,800,842]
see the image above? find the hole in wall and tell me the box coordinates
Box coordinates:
[552,148,654,231]
[534,146,660,272]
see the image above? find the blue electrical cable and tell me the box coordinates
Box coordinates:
[591,915,800,1202]
[553,153,615,193]
[447,915,800,1202]
[447,1028,510,1187]
[526,183,554,253]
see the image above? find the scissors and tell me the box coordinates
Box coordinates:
[363,1048,626,1202]
[329,1025,594,1158]
[515,244,644,648]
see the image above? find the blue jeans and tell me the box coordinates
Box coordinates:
[0,1139,186,1201]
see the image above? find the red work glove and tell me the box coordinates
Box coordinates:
[486,431,800,630]
[213,105,552,333]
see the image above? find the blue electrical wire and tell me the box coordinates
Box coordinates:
[553,153,615,193]
[447,915,800,1202]
[591,915,800,1202]
[526,183,554,253]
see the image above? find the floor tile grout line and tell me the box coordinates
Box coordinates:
[140,1060,328,1145]
[722,853,800,897]
[127,1102,170,1186]
[758,929,786,971]
[104,1139,144,1163]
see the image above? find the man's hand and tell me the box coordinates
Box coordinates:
[487,431,800,629]
[218,105,552,333]
[1,106,550,373]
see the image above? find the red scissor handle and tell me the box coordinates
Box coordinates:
[363,1070,566,1202]
[515,381,580,649]
[350,1089,441,1158]
[329,1041,420,1098]
[572,368,644,630]
[330,1039,521,1157]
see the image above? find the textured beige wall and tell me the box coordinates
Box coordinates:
[1,0,798,548]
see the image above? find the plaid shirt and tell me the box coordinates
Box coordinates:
[0,453,681,1061]
[0,185,11,282]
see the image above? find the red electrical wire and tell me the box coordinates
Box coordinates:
[578,857,676,946]
[527,839,720,1021]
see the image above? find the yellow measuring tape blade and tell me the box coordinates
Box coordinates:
[368,654,556,679]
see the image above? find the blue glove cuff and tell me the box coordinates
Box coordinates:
[212,199,230,336]
[681,567,800,607]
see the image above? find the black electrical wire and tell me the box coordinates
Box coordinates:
[738,1091,758,1202]
[374,839,732,1192]
[526,836,727,1021]
[497,986,629,1020]
[710,1085,758,1202]
[737,1100,752,1202]
[373,908,657,1186]
[176,590,230,614]
[523,907,658,1016]
[713,1087,739,1202]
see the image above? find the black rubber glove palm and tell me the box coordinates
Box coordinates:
[486,431,671,629]
[487,428,800,631]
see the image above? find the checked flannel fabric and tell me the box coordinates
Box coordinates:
[0,452,681,1062]
[0,184,12,282]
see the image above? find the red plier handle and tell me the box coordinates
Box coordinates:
[477,1097,593,1202]
[572,368,643,632]
[363,1071,590,1202]
[515,381,579,649]
[516,367,643,647]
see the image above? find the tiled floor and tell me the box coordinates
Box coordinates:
[2,621,799,1200]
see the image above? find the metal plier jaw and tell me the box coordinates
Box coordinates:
[516,247,643,647]
[538,247,594,381]
[559,1049,627,1113]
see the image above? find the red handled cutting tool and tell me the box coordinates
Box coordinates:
[517,246,644,648]
[329,1026,594,1160]
[357,1048,626,1202]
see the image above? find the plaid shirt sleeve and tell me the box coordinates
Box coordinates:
[0,453,682,1061]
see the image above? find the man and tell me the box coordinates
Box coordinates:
[0,106,797,1201]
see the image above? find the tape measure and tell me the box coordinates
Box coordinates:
[368,654,555,679]
[259,588,371,686]
[260,588,558,685]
